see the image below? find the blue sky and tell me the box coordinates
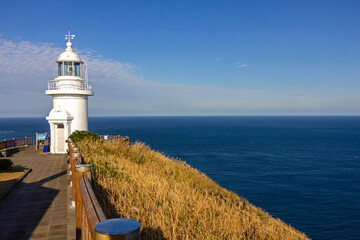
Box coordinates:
[0,0,359,116]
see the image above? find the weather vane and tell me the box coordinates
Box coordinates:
[65,25,75,42]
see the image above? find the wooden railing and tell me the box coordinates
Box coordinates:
[68,138,140,240]
[0,137,36,151]
[69,145,106,239]
[99,135,129,142]
[0,135,127,151]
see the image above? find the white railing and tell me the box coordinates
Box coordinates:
[48,80,93,91]
[81,81,93,91]
[48,80,57,90]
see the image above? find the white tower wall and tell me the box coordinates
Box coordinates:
[52,95,89,131]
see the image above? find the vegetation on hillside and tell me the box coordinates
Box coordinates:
[69,130,100,143]
[76,138,309,240]
[0,159,13,171]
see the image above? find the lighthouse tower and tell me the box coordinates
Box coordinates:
[46,31,94,153]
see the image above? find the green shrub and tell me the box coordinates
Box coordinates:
[0,159,13,171]
[69,130,100,143]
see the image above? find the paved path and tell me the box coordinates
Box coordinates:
[0,149,70,240]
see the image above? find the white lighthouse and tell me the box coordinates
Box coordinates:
[46,31,94,153]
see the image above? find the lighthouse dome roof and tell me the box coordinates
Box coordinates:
[56,41,83,63]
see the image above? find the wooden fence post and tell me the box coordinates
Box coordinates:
[70,142,81,239]
[72,152,81,200]
[75,164,92,183]
[75,164,91,239]
[75,166,82,239]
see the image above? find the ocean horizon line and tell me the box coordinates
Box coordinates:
[1,114,360,119]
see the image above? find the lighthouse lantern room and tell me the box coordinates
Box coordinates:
[46,31,94,153]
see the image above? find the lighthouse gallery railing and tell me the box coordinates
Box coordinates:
[48,80,93,91]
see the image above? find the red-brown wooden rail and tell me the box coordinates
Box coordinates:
[69,142,107,240]
[0,137,36,151]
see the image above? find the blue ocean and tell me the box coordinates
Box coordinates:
[1,116,359,240]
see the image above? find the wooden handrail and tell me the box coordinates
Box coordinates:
[0,135,127,151]
[99,135,129,142]
[0,137,36,151]
[70,142,108,240]
[0,141,5,150]
[78,175,106,239]
[83,176,106,222]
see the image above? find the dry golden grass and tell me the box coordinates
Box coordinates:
[77,139,309,240]
[0,166,26,194]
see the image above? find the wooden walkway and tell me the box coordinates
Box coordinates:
[0,149,71,240]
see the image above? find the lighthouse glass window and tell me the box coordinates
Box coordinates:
[58,62,63,76]
[64,62,74,76]
[74,63,81,77]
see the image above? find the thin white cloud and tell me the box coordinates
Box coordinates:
[0,37,358,116]
[236,62,247,68]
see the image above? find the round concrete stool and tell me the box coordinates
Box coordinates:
[94,218,140,240]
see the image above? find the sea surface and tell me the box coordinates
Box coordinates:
[1,116,359,240]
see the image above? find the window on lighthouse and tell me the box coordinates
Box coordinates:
[74,62,81,77]
[64,61,73,76]
[58,62,82,77]
[58,62,63,76]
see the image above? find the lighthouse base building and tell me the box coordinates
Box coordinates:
[46,32,93,154]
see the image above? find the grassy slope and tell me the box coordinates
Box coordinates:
[77,139,309,240]
[0,167,26,195]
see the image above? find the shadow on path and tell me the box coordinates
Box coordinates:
[0,169,67,239]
